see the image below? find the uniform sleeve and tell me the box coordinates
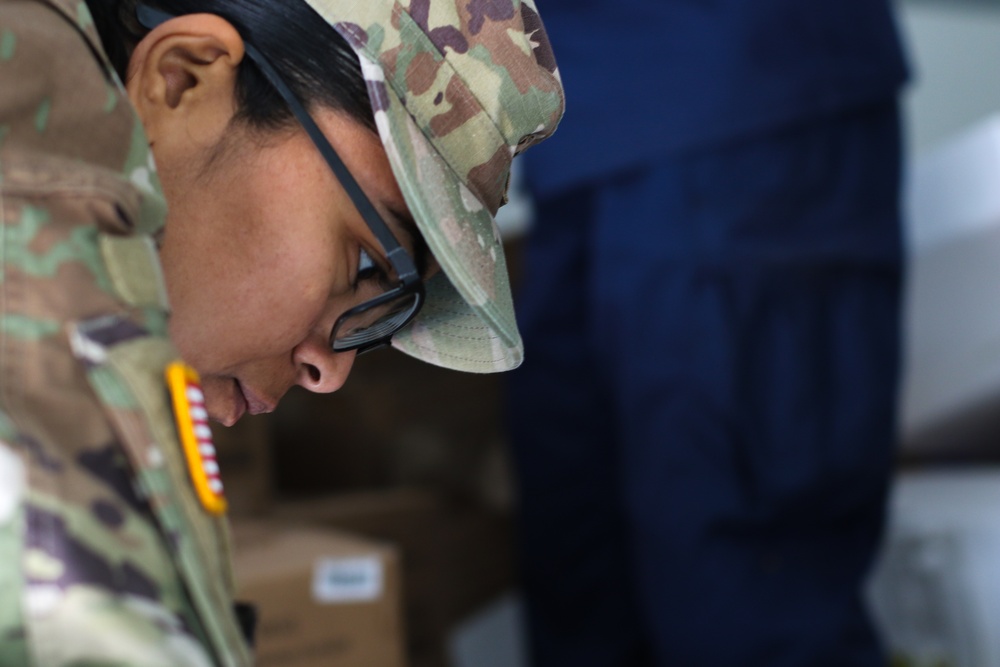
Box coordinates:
[0,5,227,666]
[0,438,31,666]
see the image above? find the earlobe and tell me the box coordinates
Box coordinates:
[126,14,245,145]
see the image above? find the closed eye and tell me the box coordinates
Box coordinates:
[355,247,396,291]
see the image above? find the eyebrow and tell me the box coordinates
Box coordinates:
[385,204,433,278]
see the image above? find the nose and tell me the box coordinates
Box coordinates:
[292,337,357,394]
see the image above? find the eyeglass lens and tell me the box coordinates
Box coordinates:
[332,291,422,351]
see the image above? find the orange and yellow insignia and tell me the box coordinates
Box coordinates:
[166,362,227,516]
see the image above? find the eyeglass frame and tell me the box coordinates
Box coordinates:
[136,5,426,355]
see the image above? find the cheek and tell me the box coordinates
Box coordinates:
[166,237,339,375]
[218,251,336,346]
[255,276,328,337]
[161,136,354,373]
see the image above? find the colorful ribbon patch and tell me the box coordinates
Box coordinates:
[166,362,227,516]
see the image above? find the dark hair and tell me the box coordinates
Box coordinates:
[86,0,374,133]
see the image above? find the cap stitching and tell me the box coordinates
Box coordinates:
[401,339,512,365]
[414,317,493,333]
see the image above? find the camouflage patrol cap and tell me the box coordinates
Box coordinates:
[304,0,564,372]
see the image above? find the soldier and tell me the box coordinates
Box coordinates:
[507,0,908,666]
[0,0,563,664]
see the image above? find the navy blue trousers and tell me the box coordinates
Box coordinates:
[507,102,903,667]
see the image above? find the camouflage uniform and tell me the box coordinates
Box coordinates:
[0,0,562,663]
[0,1,252,664]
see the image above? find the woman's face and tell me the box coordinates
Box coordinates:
[155,109,421,425]
[127,14,428,425]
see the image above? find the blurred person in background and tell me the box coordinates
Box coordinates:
[506,1,908,665]
[0,0,562,664]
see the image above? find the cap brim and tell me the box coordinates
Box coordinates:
[370,80,523,373]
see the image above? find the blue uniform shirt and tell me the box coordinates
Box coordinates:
[526,0,910,195]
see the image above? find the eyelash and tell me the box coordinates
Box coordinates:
[354,247,393,290]
[356,247,377,282]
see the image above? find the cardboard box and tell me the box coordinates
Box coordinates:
[270,489,516,667]
[231,520,407,667]
[866,468,1000,667]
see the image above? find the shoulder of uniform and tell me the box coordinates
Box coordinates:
[0,2,104,107]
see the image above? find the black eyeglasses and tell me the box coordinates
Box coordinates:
[137,6,425,355]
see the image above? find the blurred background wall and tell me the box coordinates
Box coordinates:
[895,0,1000,460]
[901,0,1000,154]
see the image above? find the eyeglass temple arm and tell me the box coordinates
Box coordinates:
[136,5,421,284]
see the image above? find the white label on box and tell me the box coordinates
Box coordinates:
[312,557,383,603]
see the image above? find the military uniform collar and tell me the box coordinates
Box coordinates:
[39,0,117,77]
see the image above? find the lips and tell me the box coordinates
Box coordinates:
[237,380,276,416]
[204,377,276,425]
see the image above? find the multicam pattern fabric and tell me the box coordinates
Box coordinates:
[308,0,565,373]
[0,0,565,663]
[0,0,251,665]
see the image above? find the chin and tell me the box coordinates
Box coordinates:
[202,381,247,427]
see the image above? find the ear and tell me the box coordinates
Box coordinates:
[126,14,246,149]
